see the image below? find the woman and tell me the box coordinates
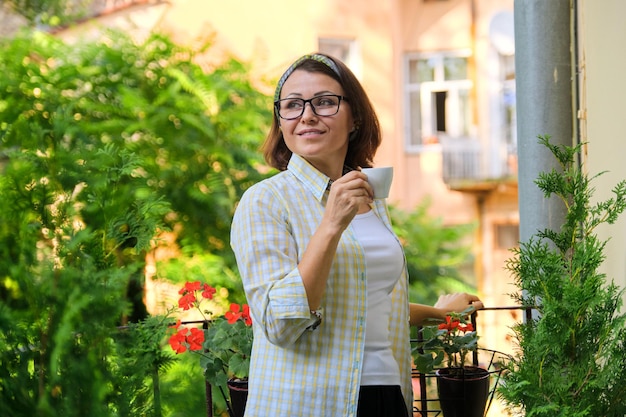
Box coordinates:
[230,53,482,417]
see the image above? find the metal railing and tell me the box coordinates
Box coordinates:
[411,306,534,417]
[196,306,535,417]
[440,137,517,184]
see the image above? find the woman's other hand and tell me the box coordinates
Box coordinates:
[434,292,484,315]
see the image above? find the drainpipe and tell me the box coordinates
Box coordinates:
[514,0,575,246]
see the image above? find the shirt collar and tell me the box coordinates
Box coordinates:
[287,154,332,202]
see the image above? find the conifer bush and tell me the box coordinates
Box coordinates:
[499,136,626,416]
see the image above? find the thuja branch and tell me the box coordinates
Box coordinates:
[499,135,626,416]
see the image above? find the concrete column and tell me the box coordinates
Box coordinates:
[514,0,575,243]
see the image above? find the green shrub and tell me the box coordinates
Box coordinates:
[499,136,626,416]
[0,28,269,417]
[390,201,477,305]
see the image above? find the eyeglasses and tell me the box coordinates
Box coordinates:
[274,94,348,120]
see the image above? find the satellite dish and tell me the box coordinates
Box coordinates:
[489,11,515,56]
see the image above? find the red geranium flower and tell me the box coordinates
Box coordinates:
[225,303,243,324]
[178,292,197,311]
[202,283,216,300]
[460,323,474,332]
[169,328,189,354]
[167,281,254,386]
[179,280,201,294]
[187,327,205,351]
[225,303,253,326]
[242,304,252,326]
[438,315,461,331]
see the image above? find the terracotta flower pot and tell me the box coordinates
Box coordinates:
[435,366,490,417]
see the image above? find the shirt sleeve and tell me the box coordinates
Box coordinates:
[231,182,320,346]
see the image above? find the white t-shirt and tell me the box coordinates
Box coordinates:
[351,209,405,386]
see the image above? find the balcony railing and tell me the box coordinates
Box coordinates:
[440,137,517,188]
[412,306,534,417]
[197,305,534,417]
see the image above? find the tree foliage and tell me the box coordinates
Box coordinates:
[2,0,92,27]
[499,136,626,416]
[0,29,270,417]
[1,28,270,259]
[390,201,477,305]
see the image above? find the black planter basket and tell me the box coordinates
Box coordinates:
[411,307,534,417]
[411,347,510,417]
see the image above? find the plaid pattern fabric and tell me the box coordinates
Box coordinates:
[231,154,412,417]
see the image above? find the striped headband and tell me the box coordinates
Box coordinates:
[273,54,342,102]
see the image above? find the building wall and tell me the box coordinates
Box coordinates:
[57,0,519,311]
[391,0,476,220]
[59,0,512,218]
[55,0,520,351]
[581,0,626,303]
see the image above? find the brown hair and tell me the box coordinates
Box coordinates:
[262,53,381,171]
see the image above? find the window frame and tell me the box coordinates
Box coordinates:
[318,37,361,77]
[403,50,473,153]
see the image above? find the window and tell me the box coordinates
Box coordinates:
[404,52,473,151]
[494,223,519,250]
[318,38,360,76]
[488,10,516,151]
[500,53,516,147]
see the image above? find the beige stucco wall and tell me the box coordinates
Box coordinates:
[57,0,515,221]
[580,0,626,307]
[62,0,490,219]
[54,2,522,345]
[393,0,477,222]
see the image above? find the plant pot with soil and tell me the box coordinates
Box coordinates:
[414,308,490,417]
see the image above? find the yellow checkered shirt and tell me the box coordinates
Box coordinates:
[231,154,412,416]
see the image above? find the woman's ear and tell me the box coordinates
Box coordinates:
[349,121,360,141]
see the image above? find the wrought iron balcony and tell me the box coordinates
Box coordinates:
[440,137,517,191]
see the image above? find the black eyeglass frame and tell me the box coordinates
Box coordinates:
[274,94,349,120]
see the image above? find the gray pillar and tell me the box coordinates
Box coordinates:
[514,0,575,243]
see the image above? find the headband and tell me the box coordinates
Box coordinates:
[273,54,342,102]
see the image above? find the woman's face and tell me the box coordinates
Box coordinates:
[278,69,354,176]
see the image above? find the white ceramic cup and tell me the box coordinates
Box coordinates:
[361,166,393,199]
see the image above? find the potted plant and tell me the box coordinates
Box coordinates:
[499,136,626,416]
[413,307,490,417]
[168,281,253,417]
